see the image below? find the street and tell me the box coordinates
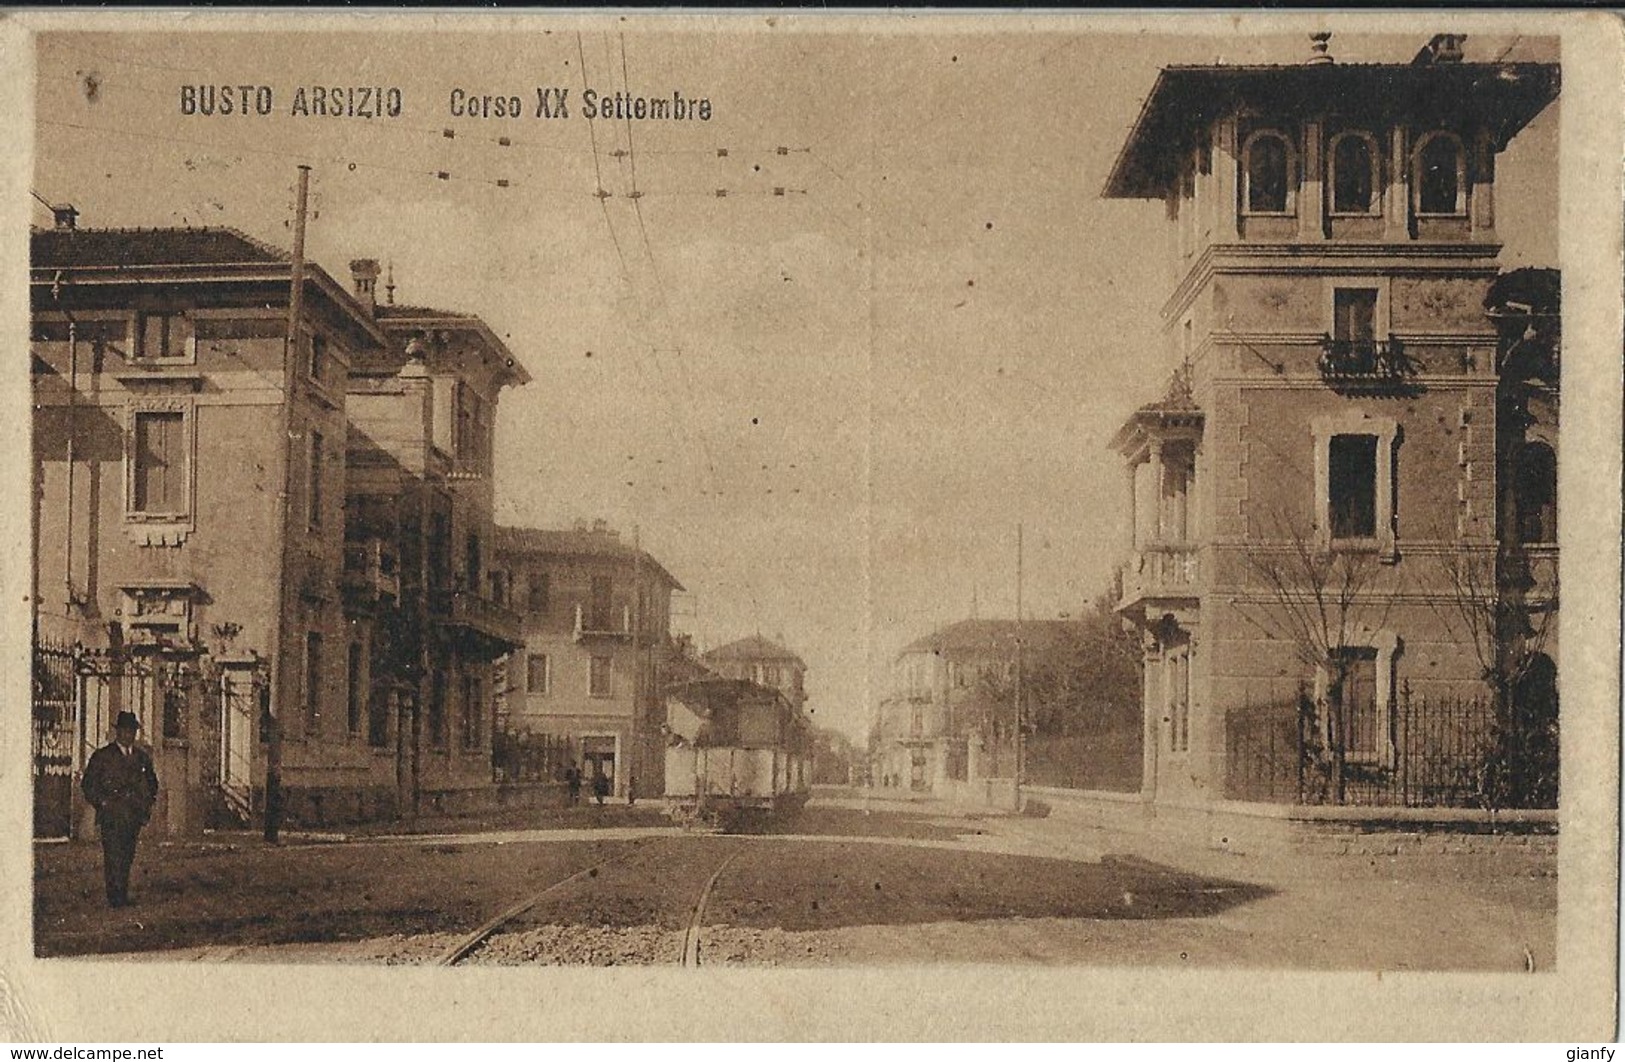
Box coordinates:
[34,793,1554,970]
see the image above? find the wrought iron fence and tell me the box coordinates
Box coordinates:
[1225,684,1557,809]
[491,727,572,783]
[32,638,78,838]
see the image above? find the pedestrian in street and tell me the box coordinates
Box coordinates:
[592,769,610,806]
[80,711,159,908]
[565,762,582,806]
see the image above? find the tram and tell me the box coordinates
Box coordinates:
[663,676,812,828]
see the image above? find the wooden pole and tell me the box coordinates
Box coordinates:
[264,164,311,843]
[1015,522,1025,803]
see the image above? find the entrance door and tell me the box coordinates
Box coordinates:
[910,749,927,791]
[582,735,617,793]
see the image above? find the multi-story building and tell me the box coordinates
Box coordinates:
[873,619,1086,792]
[491,522,682,799]
[700,636,808,714]
[1102,35,1559,808]
[30,217,388,835]
[342,263,529,819]
[28,215,530,836]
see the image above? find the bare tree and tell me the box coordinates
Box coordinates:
[1426,543,1559,807]
[1231,514,1397,803]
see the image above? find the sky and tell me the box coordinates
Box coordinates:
[31,20,1559,741]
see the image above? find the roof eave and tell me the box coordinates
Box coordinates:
[376,314,531,387]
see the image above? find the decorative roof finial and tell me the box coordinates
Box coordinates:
[1307,31,1333,66]
[384,260,396,306]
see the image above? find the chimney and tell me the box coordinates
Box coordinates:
[1414,34,1467,65]
[52,204,78,230]
[349,258,381,316]
[1306,31,1333,66]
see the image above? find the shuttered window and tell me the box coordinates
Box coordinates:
[132,411,187,515]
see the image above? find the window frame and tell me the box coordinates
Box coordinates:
[303,631,324,735]
[460,673,483,750]
[526,572,550,614]
[429,669,448,748]
[129,310,198,365]
[589,574,614,631]
[526,652,551,695]
[589,655,614,698]
[1327,434,1381,541]
[1240,129,1297,217]
[1314,632,1400,769]
[125,400,196,523]
[1311,412,1400,559]
[1327,130,1383,217]
[306,328,329,386]
[306,428,325,533]
[367,687,392,749]
[346,640,365,737]
[1412,130,1469,218]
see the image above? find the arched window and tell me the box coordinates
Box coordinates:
[1414,132,1466,216]
[1516,440,1557,544]
[1329,131,1380,214]
[1242,131,1293,214]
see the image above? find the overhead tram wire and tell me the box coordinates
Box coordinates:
[573,33,706,470]
[569,29,725,509]
[575,29,770,640]
[612,31,724,485]
[35,118,596,200]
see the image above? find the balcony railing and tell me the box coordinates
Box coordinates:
[1119,544,1201,607]
[432,586,524,655]
[1501,543,1558,601]
[574,602,634,642]
[1317,336,1418,388]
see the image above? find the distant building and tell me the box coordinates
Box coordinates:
[491,523,682,799]
[873,619,1086,793]
[700,635,808,714]
[1102,37,1560,808]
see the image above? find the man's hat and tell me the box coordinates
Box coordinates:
[114,711,141,731]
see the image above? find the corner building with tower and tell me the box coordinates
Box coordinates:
[1104,35,1560,811]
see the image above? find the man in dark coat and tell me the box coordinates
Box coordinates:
[80,711,159,907]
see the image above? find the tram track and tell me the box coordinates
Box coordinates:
[436,846,644,966]
[681,852,739,967]
[437,840,744,967]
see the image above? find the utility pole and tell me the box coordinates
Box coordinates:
[1014,522,1025,808]
[265,164,311,844]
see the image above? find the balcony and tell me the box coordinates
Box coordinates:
[1317,336,1420,392]
[432,585,524,659]
[341,539,400,614]
[574,602,634,643]
[1501,543,1558,603]
[1117,544,1201,617]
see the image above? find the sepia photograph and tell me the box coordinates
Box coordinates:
[5,9,1620,1043]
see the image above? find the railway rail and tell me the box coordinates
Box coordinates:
[437,843,743,967]
[681,852,738,967]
